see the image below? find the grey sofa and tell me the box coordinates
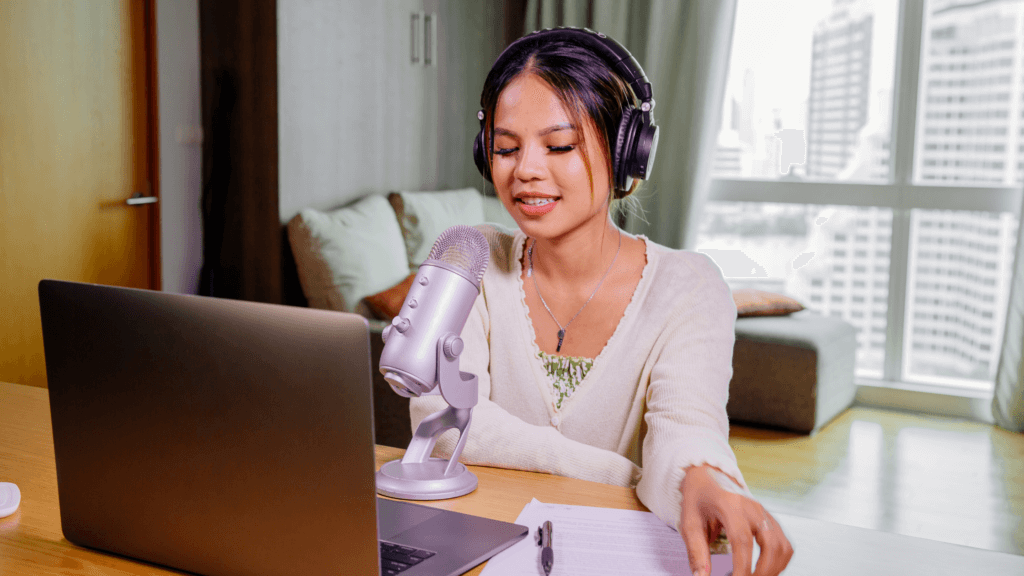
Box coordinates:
[729,311,858,434]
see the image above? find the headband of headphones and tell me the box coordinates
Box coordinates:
[493,27,655,115]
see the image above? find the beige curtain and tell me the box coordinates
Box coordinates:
[993,208,1024,432]
[522,0,738,249]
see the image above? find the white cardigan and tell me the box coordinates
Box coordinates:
[410,224,751,532]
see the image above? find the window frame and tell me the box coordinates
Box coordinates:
[706,0,1023,398]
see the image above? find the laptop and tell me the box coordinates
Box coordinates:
[38,279,528,576]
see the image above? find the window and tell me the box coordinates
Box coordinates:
[699,0,1022,392]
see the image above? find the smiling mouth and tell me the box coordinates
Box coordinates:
[518,197,558,206]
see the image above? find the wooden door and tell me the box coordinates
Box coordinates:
[0,0,159,388]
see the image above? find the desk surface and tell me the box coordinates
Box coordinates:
[2,381,1022,576]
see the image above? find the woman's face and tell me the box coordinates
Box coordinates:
[490,72,611,240]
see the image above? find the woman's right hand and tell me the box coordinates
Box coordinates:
[678,465,793,576]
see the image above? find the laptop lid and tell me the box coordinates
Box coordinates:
[40,280,380,575]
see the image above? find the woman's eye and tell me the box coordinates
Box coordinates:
[494,147,517,156]
[549,145,574,153]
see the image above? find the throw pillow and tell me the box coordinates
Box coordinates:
[287,194,410,314]
[363,272,417,320]
[733,289,805,317]
[389,188,486,267]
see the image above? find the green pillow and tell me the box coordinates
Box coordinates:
[287,194,409,315]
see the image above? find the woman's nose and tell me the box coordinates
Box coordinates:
[513,143,545,181]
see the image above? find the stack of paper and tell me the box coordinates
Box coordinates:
[482,499,733,576]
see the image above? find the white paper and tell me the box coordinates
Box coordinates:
[482,499,734,576]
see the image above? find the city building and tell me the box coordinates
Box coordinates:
[904,210,1017,382]
[805,0,874,178]
[915,0,1024,185]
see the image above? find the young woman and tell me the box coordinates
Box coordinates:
[410,28,792,576]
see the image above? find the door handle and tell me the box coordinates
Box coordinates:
[411,12,421,64]
[126,192,158,206]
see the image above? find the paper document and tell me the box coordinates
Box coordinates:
[481,499,733,576]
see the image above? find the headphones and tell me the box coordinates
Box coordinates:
[473,27,659,198]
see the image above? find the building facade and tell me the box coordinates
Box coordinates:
[805,0,874,178]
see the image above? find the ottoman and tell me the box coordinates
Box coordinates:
[728,311,857,434]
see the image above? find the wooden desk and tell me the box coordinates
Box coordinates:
[2,381,1023,576]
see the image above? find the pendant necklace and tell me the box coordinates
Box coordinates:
[528,230,622,353]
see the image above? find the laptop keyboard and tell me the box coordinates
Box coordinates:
[379,541,436,575]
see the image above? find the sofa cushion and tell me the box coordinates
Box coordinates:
[287,194,410,315]
[733,288,804,317]
[389,188,487,267]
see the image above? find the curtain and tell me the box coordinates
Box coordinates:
[522,0,738,249]
[993,206,1024,432]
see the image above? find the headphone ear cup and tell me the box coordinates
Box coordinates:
[636,122,659,181]
[473,129,492,183]
[613,108,642,196]
[613,108,634,194]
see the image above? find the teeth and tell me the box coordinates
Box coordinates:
[521,197,555,206]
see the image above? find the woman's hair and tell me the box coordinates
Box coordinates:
[480,35,642,201]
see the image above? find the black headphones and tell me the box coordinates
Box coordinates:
[473,27,659,198]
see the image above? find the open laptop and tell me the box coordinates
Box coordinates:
[38,279,527,576]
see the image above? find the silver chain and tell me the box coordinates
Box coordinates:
[528,230,622,353]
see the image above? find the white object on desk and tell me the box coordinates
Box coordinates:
[482,498,733,576]
[0,482,20,518]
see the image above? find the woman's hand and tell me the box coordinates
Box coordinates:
[679,465,793,576]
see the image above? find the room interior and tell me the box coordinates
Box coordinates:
[1,0,1022,563]
[187,0,1024,553]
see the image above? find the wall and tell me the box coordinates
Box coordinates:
[277,0,504,222]
[157,0,203,294]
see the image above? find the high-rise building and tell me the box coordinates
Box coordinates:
[915,0,1024,185]
[904,211,1017,381]
[902,0,1023,381]
[805,0,874,178]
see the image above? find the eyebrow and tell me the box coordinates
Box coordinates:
[493,123,576,138]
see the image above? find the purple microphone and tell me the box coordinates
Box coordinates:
[379,225,489,398]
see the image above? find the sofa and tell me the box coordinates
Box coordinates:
[286,189,857,447]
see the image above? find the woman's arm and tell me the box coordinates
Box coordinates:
[634,254,751,529]
[635,254,791,576]
[409,288,641,487]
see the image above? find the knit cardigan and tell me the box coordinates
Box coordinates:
[409,224,751,532]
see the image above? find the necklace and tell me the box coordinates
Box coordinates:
[528,230,622,353]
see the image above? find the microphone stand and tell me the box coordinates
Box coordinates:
[375,333,479,500]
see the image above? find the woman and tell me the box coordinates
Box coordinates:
[411,28,792,576]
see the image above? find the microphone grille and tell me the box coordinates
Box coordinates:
[428,225,490,284]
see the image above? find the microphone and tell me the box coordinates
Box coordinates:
[375,225,490,501]
[379,225,489,399]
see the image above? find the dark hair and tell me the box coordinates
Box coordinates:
[480,36,640,200]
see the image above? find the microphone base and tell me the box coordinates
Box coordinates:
[375,459,478,500]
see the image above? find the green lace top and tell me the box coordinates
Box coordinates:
[538,351,594,409]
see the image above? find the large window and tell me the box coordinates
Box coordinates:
[699,0,1023,391]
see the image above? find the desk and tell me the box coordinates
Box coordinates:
[2,381,1023,576]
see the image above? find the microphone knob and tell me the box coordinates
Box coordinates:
[443,335,464,359]
[392,316,411,334]
[381,324,392,343]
